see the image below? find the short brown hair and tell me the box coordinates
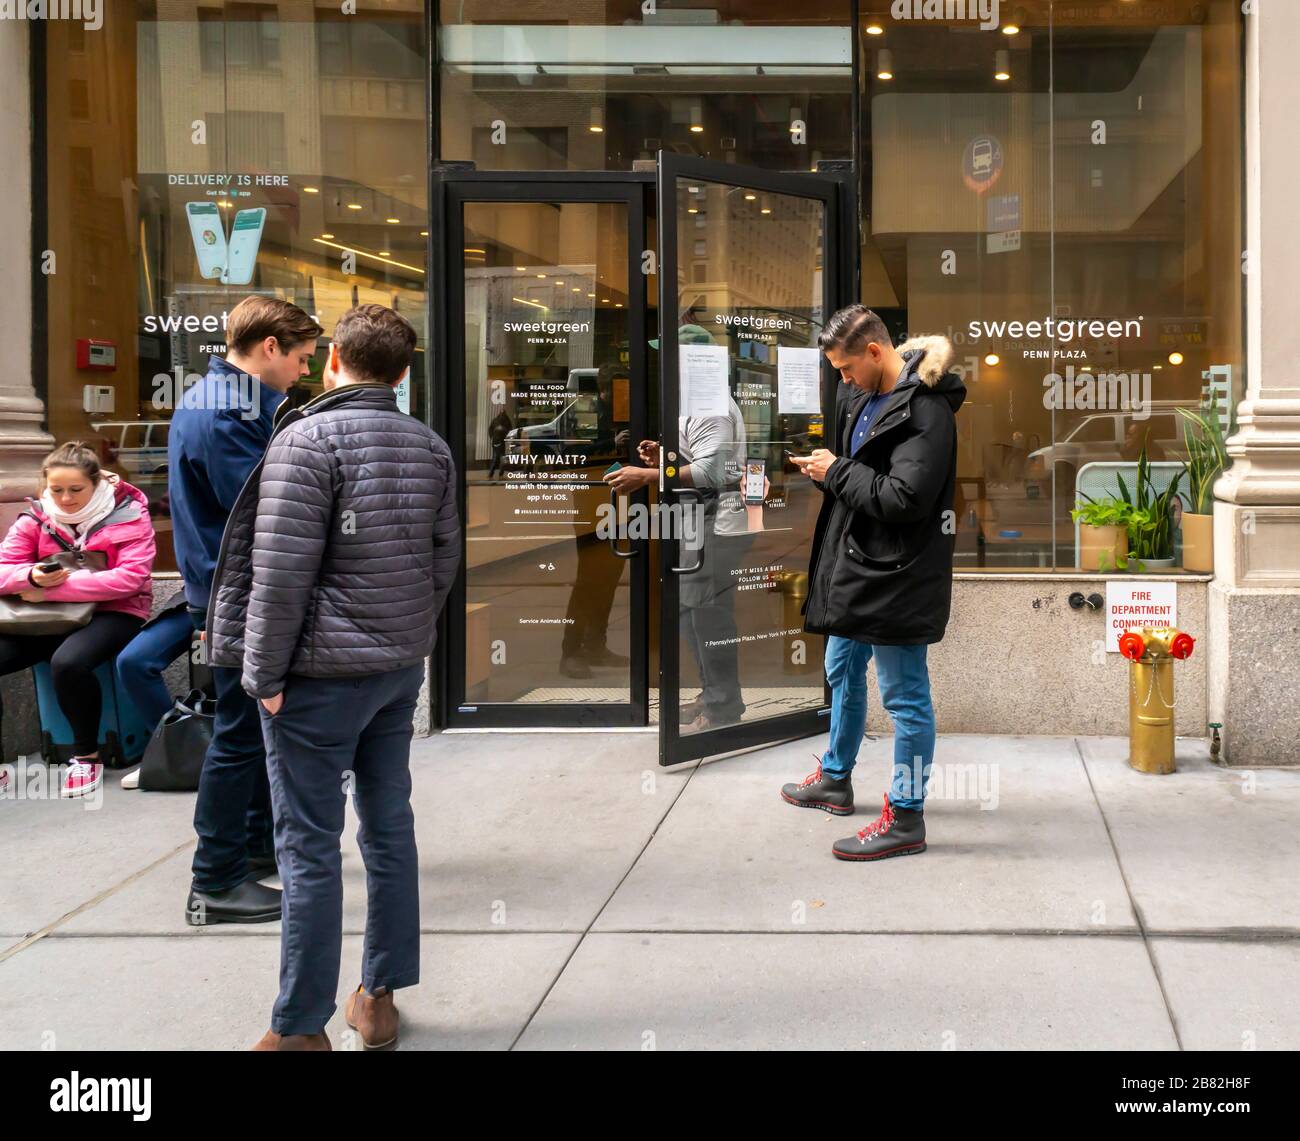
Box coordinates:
[332,304,417,385]
[43,441,102,482]
[226,296,323,356]
[818,304,892,355]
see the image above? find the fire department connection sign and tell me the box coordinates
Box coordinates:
[1105,582,1177,654]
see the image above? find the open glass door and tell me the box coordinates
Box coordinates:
[657,154,841,765]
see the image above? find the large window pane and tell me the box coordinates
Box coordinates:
[439,1,854,172]
[859,0,1243,571]
[44,2,429,568]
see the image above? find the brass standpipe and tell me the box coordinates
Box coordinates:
[1119,627,1196,775]
[773,571,811,675]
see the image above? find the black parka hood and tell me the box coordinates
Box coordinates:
[896,335,967,412]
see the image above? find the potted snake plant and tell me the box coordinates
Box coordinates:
[1177,394,1229,573]
[1117,445,1182,572]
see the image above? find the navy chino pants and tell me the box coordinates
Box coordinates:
[262,664,424,1036]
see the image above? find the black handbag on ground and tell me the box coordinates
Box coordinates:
[138,689,214,792]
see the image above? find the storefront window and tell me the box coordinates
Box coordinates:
[860,0,1244,570]
[439,1,854,172]
[43,2,429,568]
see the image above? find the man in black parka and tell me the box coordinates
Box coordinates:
[785,306,966,862]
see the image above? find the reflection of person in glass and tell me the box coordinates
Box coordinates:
[559,363,631,678]
[607,326,759,732]
[1122,420,1166,462]
[785,306,967,863]
[486,403,513,479]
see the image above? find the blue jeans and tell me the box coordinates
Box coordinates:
[821,635,935,811]
[116,607,192,728]
[263,665,424,1036]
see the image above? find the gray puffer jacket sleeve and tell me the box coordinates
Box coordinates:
[242,429,335,697]
[428,447,460,628]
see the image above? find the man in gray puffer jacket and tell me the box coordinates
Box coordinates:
[207,304,460,1051]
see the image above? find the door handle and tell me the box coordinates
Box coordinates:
[607,486,638,559]
[669,486,704,574]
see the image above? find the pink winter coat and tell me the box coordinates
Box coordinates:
[0,479,157,622]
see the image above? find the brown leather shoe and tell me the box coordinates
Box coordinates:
[344,985,399,1050]
[252,1029,331,1051]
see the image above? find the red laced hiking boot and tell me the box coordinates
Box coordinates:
[780,757,855,816]
[831,794,926,861]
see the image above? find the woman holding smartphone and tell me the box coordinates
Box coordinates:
[0,442,156,798]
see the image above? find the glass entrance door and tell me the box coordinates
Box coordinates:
[656,155,842,765]
[445,182,649,727]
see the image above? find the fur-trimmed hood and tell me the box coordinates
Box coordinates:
[897,335,956,388]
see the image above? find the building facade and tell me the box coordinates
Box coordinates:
[1,1,1295,766]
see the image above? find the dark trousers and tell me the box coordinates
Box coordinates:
[115,606,192,728]
[191,663,274,892]
[561,531,625,656]
[679,531,752,719]
[0,611,144,755]
[263,664,424,1036]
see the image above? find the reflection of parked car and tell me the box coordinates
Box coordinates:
[90,420,170,477]
[1028,405,1188,472]
[507,393,605,459]
[505,369,607,459]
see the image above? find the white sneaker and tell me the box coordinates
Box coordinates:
[121,767,140,790]
[61,758,103,798]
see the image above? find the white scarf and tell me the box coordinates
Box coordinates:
[40,473,120,539]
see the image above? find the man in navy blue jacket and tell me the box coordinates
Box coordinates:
[169,295,321,924]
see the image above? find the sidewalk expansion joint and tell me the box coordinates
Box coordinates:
[507,757,705,1049]
[1075,737,1186,1050]
[0,839,195,965]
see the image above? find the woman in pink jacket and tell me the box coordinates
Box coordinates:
[0,441,156,798]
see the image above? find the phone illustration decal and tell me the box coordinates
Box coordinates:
[186,201,228,280]
[222,207,266,286]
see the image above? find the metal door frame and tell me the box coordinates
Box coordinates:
[437,171,652,728]
[656,152,848,766]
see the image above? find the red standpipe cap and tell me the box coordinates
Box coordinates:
[1119,632,1146,661]
[1170,632,1196,660]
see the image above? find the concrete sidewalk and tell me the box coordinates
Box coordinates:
[1,732,1297,1050]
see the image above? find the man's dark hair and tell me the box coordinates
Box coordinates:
[818,304,892,355]
[226,296,323,356]
[332,304,418,385]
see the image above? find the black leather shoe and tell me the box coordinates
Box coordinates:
[832,795,926,861]
[781,759,854,815]
[186,879,282,925]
